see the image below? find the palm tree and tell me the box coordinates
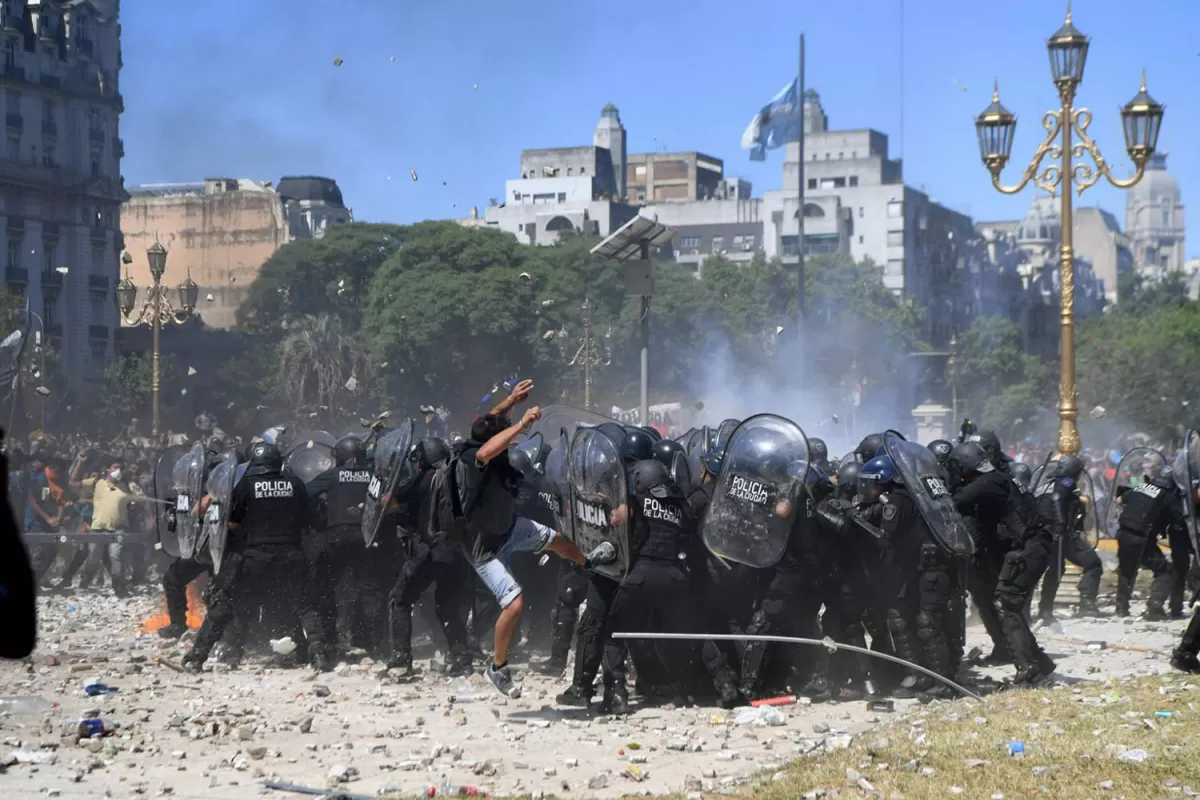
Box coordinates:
[276,313,372,416]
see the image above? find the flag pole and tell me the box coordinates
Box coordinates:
[796,32,806,342]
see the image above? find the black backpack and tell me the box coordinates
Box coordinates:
[427,449,486,546]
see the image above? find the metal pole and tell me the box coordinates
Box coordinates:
[1056,86,1080,456]
[639,240,650,428]
[582,296,592,411]
[151,279,161,438]
[796,32,806,339]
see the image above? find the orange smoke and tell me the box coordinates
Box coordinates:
[142,576,208,633]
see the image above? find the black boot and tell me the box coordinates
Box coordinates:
[800,673,832,703]
[1013,652,1056,687]
[603,678,630,715]
[717,681,740,710]
[158,622,188,640]
[1170,648,1200,674]
[1076,599,1102,618]
[1144,606,1168,622]
[556,684,593,708]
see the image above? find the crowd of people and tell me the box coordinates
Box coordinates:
[7,392,1200,714]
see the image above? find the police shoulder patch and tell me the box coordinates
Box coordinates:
[1060,477,1075,489]
[883,503,898,521]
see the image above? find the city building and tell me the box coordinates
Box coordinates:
[1125,152,1185,280]
[977,195,1106,360]
[625,151,747,203]
[0,0,125,388]
[1073,206,1132,306]
[120,176,350,329]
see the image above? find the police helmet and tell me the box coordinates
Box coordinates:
[855,433,884,463]
[1010,462,1033,491]
[857,454,898,503]
[246,441,283,475]
[595,422,627,448]
[699,426,723,476]
[835,460,861,499]
[809,437,829,465]
[652,438,685,469]
[333,435,367,468]
[631,457,679,499]
[1055,454,1085,481]
[509,447,535,479]
[928,439,953,464]
[968,430,1010,464]
[951,441,993,476]
[1147,461,1174,485]
[639,425,663,442]
[621,426,656,463]
[415,437,451,470]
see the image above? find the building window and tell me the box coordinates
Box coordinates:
[40,137,52,166]
[733,235,754,252]
[1162,205,1170,227]
[5,131,16,161]
[851,151,857,158]
[566,167,572,176]
[858,207,864,218]
[824,153,830,160]
[580,167,586,175]
[886,258,904,275]
[887,230,904,247]
[557,192,566,202]
[887,200,903,219]
[6,235,18,270]
[858,235,864,244]
[848,176,858,187]
[42,234,55,271]
[679,236,702,250]
[634,165,646,178]
[711,236,723,252]
[807,178,816,189]
[3,39,14,69]
[838,152,843,159]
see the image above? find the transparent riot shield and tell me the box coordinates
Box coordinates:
[566,426,630,580]
[543,430,573,539]
[1106,447,1167,535]
[204,452,238,574]
[361,419,415,547]
[153,445,187,558]
[284,438,335,486]
[883,430,974,557]
[1174,429,1200,554]
[172,442,206,560]
[703,414,808,568]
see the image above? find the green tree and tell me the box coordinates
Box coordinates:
[95,353,177,430]
[276,313,373,419]
[1116,269,1193,316]
[236,223,407,335]
[950,315,1051,440]
[1076,304,1200,439]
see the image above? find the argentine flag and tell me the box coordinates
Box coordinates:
[740,77,801,162]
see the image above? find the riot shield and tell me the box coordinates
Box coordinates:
[1106,447,1166,536]
[703,414,808,569]
[531,404,620,442]
[288,430,336,451]
[566,427,630,580]
[1174,429,1200,553]
[172,443,206,560]
[1076,470,1102,547]
[204,452,238,574]
[361,419,415,547]
[284,436,335,486]
[669,451,693,494]
[683,425,709,480]
[153,445,187,558]
[543,430,573,539]
[714,419,740,456]
[512,431,545,476]
[883,430,974,557]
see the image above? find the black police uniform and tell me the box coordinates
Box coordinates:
[1114,477,1180,617]
[605,460,739,707]
[1168,523,1193,618]
[159,451,223,638]
[307,461,373,653]
[878,487,958,696]
[1034,474,1103,618]
[386,466,473,674]
[185,461,321,668]
[953,470,1019,659]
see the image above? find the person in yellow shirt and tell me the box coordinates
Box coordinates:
[81,459,141,597]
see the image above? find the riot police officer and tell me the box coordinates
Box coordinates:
[386,438,473,676]
[183,442,324,672]
[1034,455,1103,621]
[1112,464,1180,619]
[857,453,959,699]
[307,436,374,658]
[810,437,832,474]
[605,458,740,708]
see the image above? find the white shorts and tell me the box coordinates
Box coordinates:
[472,518,558,609]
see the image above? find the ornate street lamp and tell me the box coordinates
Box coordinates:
[115,241,198,436]
[973,6,1164,455]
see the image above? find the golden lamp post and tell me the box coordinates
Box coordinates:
[115,241,199,437]
[973,6,1164,455]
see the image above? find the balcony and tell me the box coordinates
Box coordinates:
[6,266,27,285]
[88,324,108,340]
[41,269,63,289]
[88,274,108,291]
[40,120,55,137]
[39,74,59,89]
[5,112,21,131]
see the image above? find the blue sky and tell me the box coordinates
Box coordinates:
[120,0,1198,255]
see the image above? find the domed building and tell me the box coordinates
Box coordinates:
[1125,153,1186,279]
